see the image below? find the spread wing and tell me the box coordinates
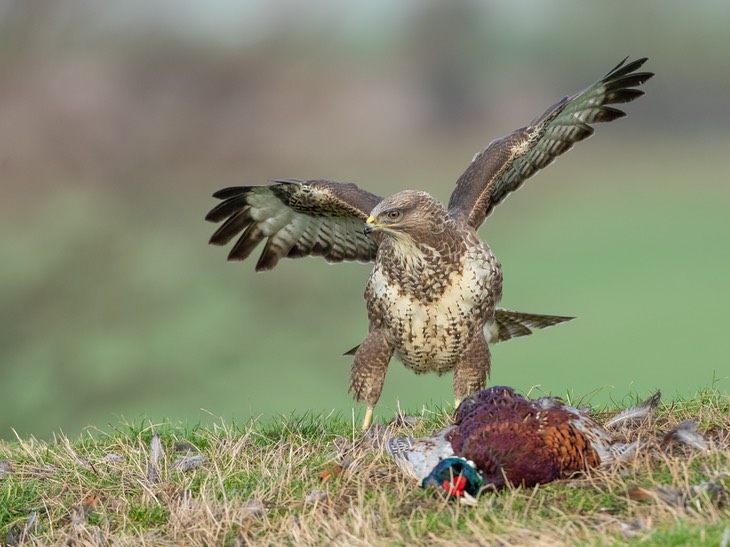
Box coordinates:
[205,178,383,271]
[447,57,654,229]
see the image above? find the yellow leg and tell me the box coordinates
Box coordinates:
[361,406,374,430]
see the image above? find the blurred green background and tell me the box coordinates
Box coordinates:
[1,1,728,439]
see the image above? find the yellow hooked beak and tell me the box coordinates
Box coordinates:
[364,215,377,235]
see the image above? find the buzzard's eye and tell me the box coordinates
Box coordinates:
[385,210,401,221]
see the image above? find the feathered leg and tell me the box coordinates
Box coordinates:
[453,334,490,407]
[349,328,394,430]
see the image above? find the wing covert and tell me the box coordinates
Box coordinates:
[206,178,383,271]
[447,57,654,229]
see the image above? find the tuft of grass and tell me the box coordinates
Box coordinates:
[0,389,728,545]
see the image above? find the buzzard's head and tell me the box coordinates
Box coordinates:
[364,191,446,242]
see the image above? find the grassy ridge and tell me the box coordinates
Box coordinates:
[1,389,728,545]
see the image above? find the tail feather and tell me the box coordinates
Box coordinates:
[491,308,575,343]
[605,391,661,428]
[343,344,359,356]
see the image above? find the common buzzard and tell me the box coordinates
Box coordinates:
[206,57,653,429]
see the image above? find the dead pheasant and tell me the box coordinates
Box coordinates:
[387,386,660,497]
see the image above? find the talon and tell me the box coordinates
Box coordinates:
[362,406,374,430]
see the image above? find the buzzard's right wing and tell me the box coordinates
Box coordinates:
[206,178,383,271]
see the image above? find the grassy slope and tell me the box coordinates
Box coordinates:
[1,389,728,546]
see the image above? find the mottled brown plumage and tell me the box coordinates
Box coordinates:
[205,58,653,428]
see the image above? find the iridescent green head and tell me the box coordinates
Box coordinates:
[421,457,484,498]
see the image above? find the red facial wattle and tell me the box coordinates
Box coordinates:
[442,475,467,497]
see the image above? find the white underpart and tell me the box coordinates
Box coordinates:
[368,243,497,373]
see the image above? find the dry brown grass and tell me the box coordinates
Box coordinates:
[1,389,729,546]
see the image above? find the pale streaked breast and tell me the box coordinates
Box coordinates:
[366,245,500,374]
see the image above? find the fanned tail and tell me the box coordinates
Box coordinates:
[490,308,575,343]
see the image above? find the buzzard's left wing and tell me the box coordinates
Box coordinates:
[206,178,383,271]
[447,57,653,229]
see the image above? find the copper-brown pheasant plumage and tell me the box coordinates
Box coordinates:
[205,58,654,429]
[387,386,661,496]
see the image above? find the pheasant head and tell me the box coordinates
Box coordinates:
[421,457,484,498]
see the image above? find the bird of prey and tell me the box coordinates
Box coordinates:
[387,386,661,497]
[205,57,653,429]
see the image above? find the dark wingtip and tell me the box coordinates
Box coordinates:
[628,56,649,70]
[225,224,266,263]
[594,107,627,124]
[605,88,645,105]
[343,344,360,356]
[226,249,248,262]
[206,190,250,222]
[204,205,231,223]
[212,186,247,200]
[541,314,577,324]
[605,57,654,86]
[608,56,647,75]
[254,258,277,272]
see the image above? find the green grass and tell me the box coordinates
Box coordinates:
[1,389,728,545]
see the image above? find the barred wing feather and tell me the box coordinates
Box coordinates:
[206,178,383,271]
[448,57,653,229]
